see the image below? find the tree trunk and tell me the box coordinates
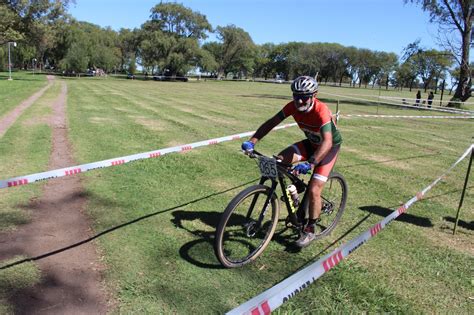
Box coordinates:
[450,12,472,106]
[217,66,225,79]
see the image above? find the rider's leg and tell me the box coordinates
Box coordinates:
[308,178,325,221]
[296,145,340,248]
[308,145,340,221]
[276,141,309,164]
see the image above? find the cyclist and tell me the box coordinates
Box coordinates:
[242,76,342,248]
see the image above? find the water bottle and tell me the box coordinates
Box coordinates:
[287,184,299,207]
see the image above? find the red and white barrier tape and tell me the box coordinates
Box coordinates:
[226,144,473,315]
[342,114,474,119]
[0,123,298,189]
[320,91,474,115]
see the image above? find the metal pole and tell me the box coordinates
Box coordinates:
[8,42,12,80]
[453,146,473,235]
[439,79,445,107]
[376,85,381,115]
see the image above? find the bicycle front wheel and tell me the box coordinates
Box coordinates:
[215,184,280,268]
[314,171,348,240]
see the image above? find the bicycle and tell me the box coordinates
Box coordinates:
[214,150,348,268]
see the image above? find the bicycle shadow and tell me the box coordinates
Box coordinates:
[359,205,433,227]
[0,179,258,270]
[174,203,380,269]
[173,208,324,268]
[171,210,223,269]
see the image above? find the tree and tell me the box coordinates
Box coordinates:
[267,43,291,80]
[394,60,419,91]
[196,48,218,75]
[61,41,88,74]
[141,2,212,76]
[373,51,398,89]
[355,49,377,88]
[150,2,211,40]
[118,28,140,72]
[207,25,256,78]
[2,0,73,69]
[402,41,454,92]
[253,43,276,79]
[405,0,472,104]
[0,4,23,44]
[56,21,122,73]
[344,46,360,86]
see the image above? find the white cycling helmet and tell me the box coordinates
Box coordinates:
[291,76,318,95]
[292,76,318,112]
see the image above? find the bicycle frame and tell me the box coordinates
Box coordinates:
[245,156,309,230]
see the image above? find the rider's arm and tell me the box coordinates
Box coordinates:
[248,111,285,144]
[309,130,333,166]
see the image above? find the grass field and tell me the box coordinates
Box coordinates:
[1,74,473,313]
[0,72,48,117]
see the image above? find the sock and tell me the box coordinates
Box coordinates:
[308,218,319,226]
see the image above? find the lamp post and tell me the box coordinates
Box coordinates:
[33,58,37,75]
[7,41,17,80]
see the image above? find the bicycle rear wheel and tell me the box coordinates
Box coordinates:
[314,172,348,239]
[215,184,280,268]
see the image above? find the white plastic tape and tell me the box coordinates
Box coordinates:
[226,144,473,315]
[320,91,474,115]
[0,123,298,189]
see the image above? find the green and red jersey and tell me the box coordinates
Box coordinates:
[277,99,342,146]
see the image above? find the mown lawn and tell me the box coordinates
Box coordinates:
[0,72,48,117]
[1,76,472,313]
[0,79,61,313]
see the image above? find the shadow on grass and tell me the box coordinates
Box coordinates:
[175,208,373,269]
[0,179,258,270]
[172,209,306,268]
[171,209,222,269]
[359,205,433,227]
[0,76,46,82]
[443,216,473,230]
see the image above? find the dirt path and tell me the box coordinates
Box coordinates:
[0,80,110,314]
[0,75,54,138]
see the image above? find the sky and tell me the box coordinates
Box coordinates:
[68,0,444,57]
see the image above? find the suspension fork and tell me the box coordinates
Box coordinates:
[245,177,278,228]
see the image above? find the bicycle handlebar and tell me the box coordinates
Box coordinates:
[244,149,293,168]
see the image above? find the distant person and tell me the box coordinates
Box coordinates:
[427,91,434,108]
[415,90,421,106]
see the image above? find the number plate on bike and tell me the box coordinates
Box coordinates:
[258,156,278,178]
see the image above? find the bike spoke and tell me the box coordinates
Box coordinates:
[220,191,275,264]
[315,175,345,236]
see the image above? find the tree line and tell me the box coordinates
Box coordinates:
[0,1,471,104]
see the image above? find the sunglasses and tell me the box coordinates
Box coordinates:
[293,94,313,102]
